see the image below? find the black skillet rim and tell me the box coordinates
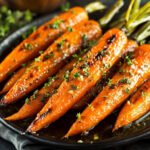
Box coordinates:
[0,10,150,150]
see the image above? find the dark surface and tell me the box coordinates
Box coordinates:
[0,0,150,150]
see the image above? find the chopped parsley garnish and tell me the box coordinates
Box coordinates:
[64,70,70,82]
[119,78,131,84]
[44,76,56,87]
[108,78,112,87]
[25,98,30,104]
[124,53,133,65]
[23,43,33,50]
[72,54,82,61]
[67,27,73,32]
[119,68,125,74]
[82,34,88,42]
[43,52,54,60]
[34,57,41,62]
[142,91,146,97]
[74,72,81,78]
[39,50,44,55]
[21,63,26,67]
[76,112,81,120]
[49,20,63,29]
[32,90,39,99]
[57,39,65,49]
[83,66,90,77]
[124,88,130,93]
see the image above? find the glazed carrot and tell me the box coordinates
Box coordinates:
[66,45,150,137]
[0,7,88,83]
[1,20,101,105]
[113,80,150,131]
[5,39,100,121]
[27,28,127,133]
[72,39,138,109]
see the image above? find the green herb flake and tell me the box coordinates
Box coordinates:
[76,112,81,120]
[64,70,70,82]
[125,55,133,65]
[32,90,39,99]
[73,72,81,78]
[82,34,88,42]
[124,88,130,93]
[21,63,26,67]
[49,19,63,29]
[23,43,33,50]
[44,76,56,88]
[142,91,146,97]
[119,78,131,84]
[25,98,30,104]
[39,50,44,55]
[57,39,65,49]
[67,27,73,32]
[43,52,54,60]
[34,57,41,62]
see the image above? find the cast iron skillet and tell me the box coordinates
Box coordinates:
[0,1,150,149]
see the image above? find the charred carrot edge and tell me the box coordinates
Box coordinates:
[0,20,101,106]
[72,39,138,109]
[0,7,88,83]
[27,28,127,133]
[5,39,101,121]
[66,44,150,137]
[113,80,150,131]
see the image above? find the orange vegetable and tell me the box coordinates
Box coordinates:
[0,7,88,83]
[114,80,150,131]
[66,45,150,137]
[72,40,138,109]
[1,20,101,105]
[27,28,127,133]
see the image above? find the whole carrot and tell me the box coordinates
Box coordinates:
[1,20,101,105]
[114,80,150,131]
[66,44,150,137]
[0,7,88,83]
[27,28,127,133]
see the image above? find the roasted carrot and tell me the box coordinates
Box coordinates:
[114,80,150,131]
[72,39,138,109]
[66,44,150,137]
[1,20,101,106]
[27,28,127,133]
[0,7,88,83]
[5,39,100,121]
